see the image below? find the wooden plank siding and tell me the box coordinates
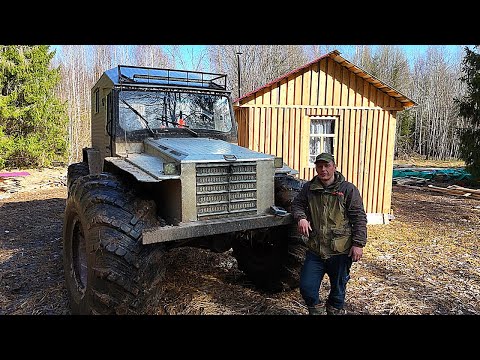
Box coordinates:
[233,54,413,222]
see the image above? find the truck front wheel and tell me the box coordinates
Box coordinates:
[63,173,165,314]
[66,162,89,196]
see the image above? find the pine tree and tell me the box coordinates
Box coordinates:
[0,45,68,169]
[456,45,480,179]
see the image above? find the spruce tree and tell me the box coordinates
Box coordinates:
[456,45,480,179]
[0,45,68,169]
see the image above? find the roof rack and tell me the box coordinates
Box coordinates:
[117,65,227,90]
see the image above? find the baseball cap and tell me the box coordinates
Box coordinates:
[314,152,335,164]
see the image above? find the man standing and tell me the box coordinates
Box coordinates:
[291,153,367,315]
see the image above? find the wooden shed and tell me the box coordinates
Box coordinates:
[233,50,417,224]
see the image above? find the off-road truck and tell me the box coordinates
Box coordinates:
[63,65,306,314]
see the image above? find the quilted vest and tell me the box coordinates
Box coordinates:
[304,174,352,259]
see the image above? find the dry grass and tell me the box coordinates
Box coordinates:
[351,187,480,315]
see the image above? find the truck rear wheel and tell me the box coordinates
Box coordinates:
[232,226,304,292]
[233,174,308,292]
[63,173,165,314]
[274,174,306,213]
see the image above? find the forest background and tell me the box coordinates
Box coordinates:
[0,44,475,170]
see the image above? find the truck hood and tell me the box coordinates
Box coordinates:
[145,138,274,163]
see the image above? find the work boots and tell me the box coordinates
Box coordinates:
[326,303,347,315]
[307,304,327,315]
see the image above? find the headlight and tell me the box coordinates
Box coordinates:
[163,162,177,175]
[274,157,284,168]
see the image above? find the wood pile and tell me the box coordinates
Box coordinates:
[426,184,480,200]
[395,183,480,200]
[393,177,429,186]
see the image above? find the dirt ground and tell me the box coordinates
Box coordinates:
[1,167,479,315]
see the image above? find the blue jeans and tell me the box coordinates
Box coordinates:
[300,250,353,309]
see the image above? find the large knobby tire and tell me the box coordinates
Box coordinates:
[232,226,301,292]
[62,173,165,314]
[233,174,307,292]
[67,162,89,196]
[274,174,306,213]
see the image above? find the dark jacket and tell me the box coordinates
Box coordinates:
[291,171,367,258]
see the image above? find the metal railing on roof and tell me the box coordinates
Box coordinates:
[117,65,227,90]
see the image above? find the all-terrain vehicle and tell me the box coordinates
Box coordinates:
[63,65,305,314]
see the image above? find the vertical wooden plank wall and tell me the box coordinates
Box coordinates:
[383,96,400,216]
[234,56,400,216]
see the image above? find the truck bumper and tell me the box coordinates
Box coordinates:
[142,213,293,244]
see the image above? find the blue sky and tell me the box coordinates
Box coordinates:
[176,45,469,69]
[52,45,472,70]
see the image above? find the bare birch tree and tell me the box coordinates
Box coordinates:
[168,45,207,71]
[133,45,172,68]
[92,45,116,81]
[55,45,92,162]
[53,44,468,163]
[304,45,357,60]
[208,45,308,98]
[409,46,466,159]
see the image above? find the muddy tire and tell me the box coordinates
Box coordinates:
[67,162,89,196]
[232,226,304,292]
[63,173,165,315]
[274,174,306,213]
[231,174,308,292]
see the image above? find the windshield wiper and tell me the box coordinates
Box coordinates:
[121,99,156,137]
[155,116,199,137]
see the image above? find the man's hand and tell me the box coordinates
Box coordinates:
[349,245,363,262]
[297,219,312,237]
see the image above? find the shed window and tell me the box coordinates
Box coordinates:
[309,117,335,166]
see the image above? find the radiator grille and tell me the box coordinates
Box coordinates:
[196,162,257,219]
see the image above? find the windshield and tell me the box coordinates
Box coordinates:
[117,89,233,135]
